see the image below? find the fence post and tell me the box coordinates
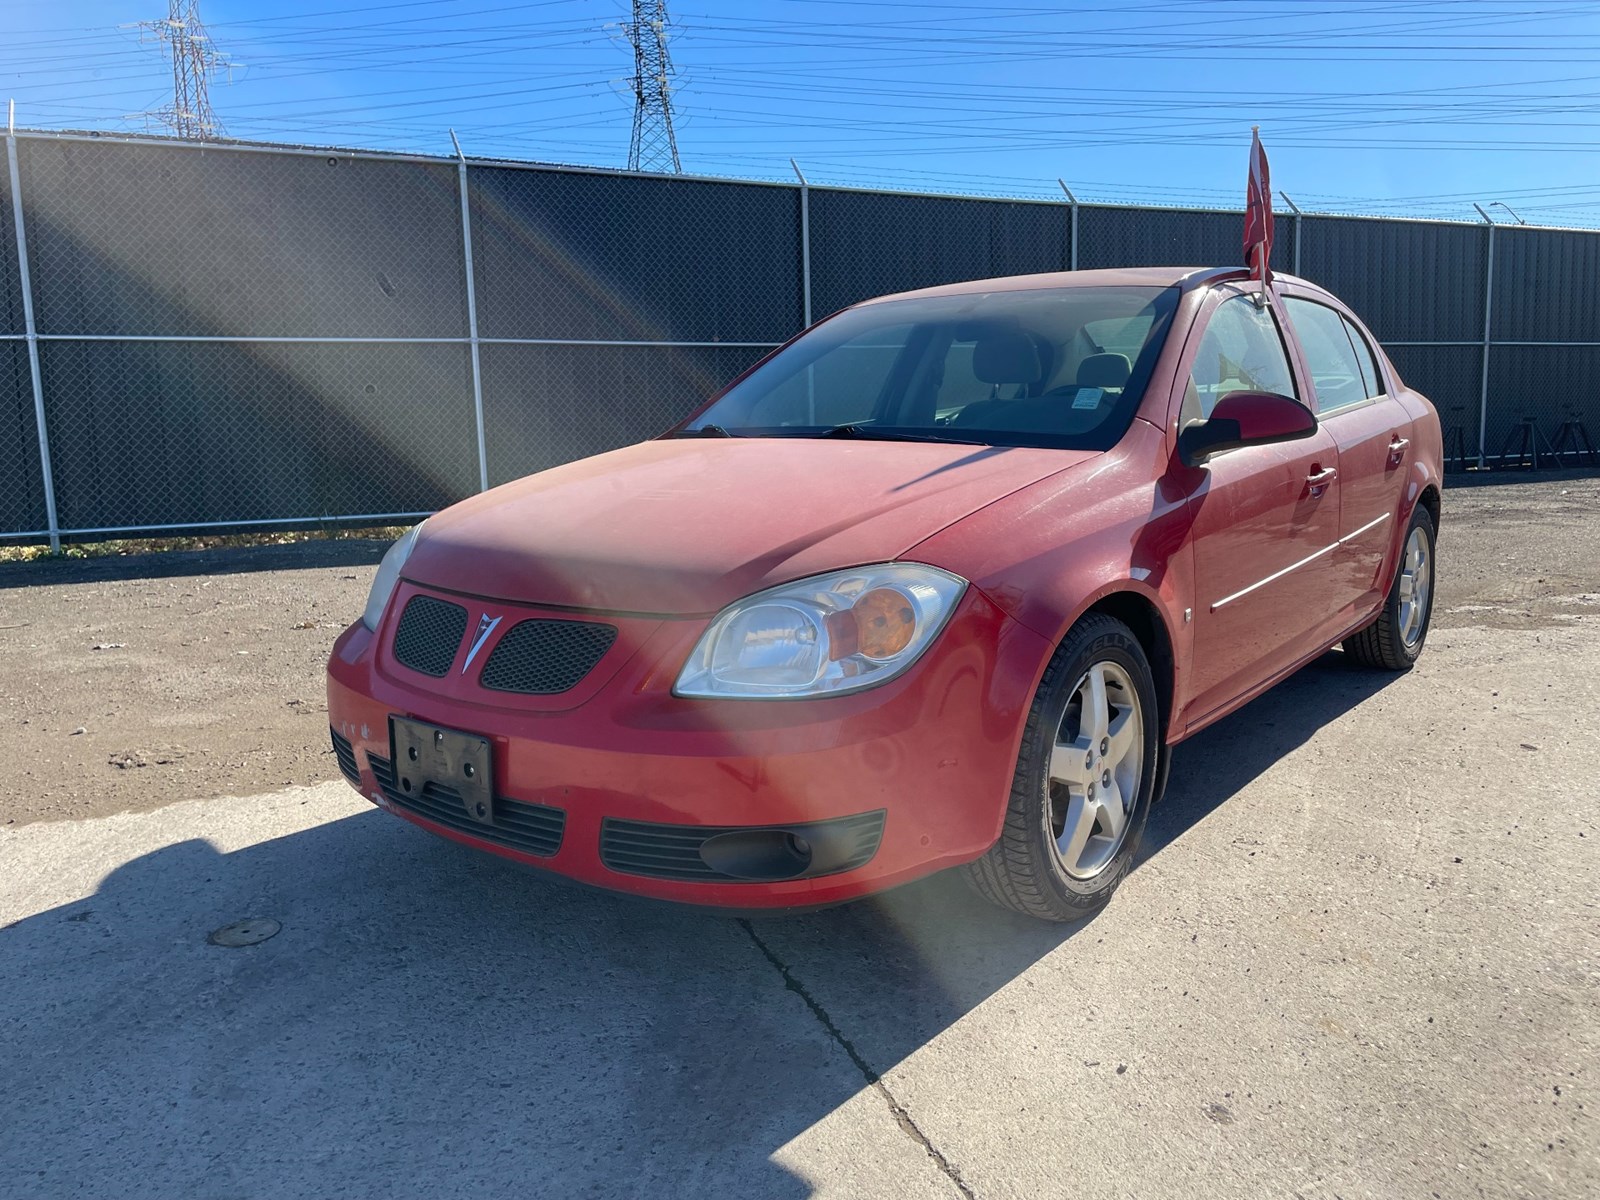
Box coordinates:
[6,129,61,551]
[1280,191,1303,276]
[450,130,489,493]
[791,159,812,328]
[1059,180,1079,270]
[791,160,815,423]
[1472,203,1496,469]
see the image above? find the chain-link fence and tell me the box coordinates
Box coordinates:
[807,187,1071,316]
[4,129,1598,545]
[2,136,49,540]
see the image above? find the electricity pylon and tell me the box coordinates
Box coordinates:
[625,1,682,173]
[139,0,227,139]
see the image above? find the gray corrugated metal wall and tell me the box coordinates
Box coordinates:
[2,131,1596,542]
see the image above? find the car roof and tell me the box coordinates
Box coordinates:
[857,266,1329,306]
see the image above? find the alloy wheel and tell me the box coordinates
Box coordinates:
[1398,526,1432,648]
[1047,661,1145,880]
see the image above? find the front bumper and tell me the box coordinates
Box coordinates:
[326,586,1049,909]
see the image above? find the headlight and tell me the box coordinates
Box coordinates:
[361,523,424,632]
[675,564,966,699]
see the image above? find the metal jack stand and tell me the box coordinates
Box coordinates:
[1443,405,1471,472]
[1550,409,1599,468]
[1496,414,1558,470]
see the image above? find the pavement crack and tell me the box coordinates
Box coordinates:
[737,918,975,1200]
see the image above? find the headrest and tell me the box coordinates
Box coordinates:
[1077,352,1132,390]
[971,326,1045,386]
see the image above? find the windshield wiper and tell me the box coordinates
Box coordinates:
[678,423,739,438]
[816,423,989,446]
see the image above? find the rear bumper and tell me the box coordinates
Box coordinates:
[326,587,1049,908]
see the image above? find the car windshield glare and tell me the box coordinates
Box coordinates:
[682,284,1181,450]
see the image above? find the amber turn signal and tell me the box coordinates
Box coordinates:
[827,587,917,661]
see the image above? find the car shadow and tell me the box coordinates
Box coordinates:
[1146,649,1393,859]
[887,445,1012,491]
[0,650,1397,1198]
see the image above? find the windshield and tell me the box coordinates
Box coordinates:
[681,285,1180,450]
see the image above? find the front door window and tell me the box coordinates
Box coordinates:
[1181,295,1298,428]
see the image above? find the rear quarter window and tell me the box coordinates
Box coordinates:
[1340,315,1385,399]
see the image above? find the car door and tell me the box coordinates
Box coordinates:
[1179,288,1346,726]
[1280,294,1413,615]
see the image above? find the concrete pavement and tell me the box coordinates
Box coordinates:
[2,622,1596,1199]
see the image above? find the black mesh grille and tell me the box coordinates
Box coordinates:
[479,619,618,694]
[369,754,564,858]
[600,812,886,882]
[392,594,468,677]
[330,727,360,786]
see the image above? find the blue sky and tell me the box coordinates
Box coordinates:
[5,0,1600,223]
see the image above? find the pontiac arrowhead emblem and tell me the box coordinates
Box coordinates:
[462,613,502,674]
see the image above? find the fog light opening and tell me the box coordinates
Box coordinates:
[698,828,815,881]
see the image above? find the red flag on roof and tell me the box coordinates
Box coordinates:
[1243,126,1274,288]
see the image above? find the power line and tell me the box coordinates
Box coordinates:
[626,0,683,172]
[7,0,1600,220]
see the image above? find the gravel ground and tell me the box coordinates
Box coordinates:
[0,540,387,825]
[0,473,1595,1198]
[3,473,1598,828]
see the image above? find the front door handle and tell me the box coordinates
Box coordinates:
[1306,465,1337,495]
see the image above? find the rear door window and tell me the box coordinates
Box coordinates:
[1282,297,1372,414]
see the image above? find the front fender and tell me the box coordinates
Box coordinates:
[910,421,1193,737]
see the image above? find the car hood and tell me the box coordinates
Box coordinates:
[403,437,1095,614]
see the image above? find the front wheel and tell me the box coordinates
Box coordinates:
[964,613,1164,923]
[1344,505,1436,671]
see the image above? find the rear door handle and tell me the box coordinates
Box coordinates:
[1388,435,1410,465]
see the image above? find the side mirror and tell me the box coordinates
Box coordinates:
[1179,390,1318,467]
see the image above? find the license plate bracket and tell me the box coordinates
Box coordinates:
[389,716,495,824]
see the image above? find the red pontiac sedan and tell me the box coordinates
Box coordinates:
[327,266,1441,922]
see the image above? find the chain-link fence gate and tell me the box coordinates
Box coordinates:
[5,128,1598,547]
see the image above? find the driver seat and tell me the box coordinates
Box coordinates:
[950,325,1051,429]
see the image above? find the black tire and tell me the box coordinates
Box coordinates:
[964,613,1164,923]
[1343,505,1436,671]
